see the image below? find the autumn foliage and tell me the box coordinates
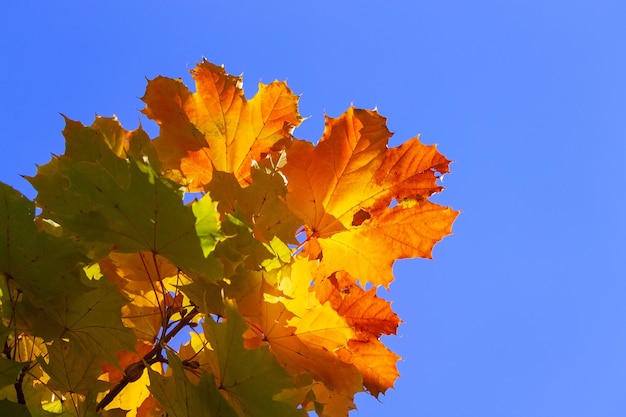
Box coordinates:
[0,60,458,416]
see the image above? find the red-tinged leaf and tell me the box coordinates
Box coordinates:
[247,259,363,397]
[100,343,155,414]
[315,271,401,338]
[337,339,401,398]
[136,394,166,417]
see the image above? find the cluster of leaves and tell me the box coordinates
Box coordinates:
[0,60,458,417]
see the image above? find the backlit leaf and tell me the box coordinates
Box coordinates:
[0,183,89,305]
[200,300,306,417]
[315,271,400,338]
[282,107,459,286]
[28,120,224,279]
[337,339,401,398]
[147,350,237,417]
[38,338,110,394]
[143,59,302,190]
[0,357,28,389]
[206,164,300,244]
[312,199,457,287]
[30,278,136,365]
[0,399,31,417]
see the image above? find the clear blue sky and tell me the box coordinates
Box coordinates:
[2,2,625,416]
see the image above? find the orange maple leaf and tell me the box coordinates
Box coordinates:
[141,59,302,191]
[315,271,402,396]
[315,271,401,338]
[282,106,459,287]
[136,394,166,417]
[256,298,363,396]
[337,339,401,398]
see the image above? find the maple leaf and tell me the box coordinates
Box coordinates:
[315,271,400,338]
[211,213,279,273]
[255,297,363,396]
[103,252,179,284]
[274,259,356,352]
[308,382,357,417]
[38,338,110,395]
[0,183,132,391]
[0,183,89,305]
[28,119,224,279]
[248,259,364,397]
[0,399,31,417]
[99,251,189,343]
[206,163,301,244]
[81,115,136,159]
[199,300,306,417]
[142,59,302,191]
[136,394,166,417]
[337,339,401,398]
[28,277,137,365]
[0,357,29,389]
[282,106,459,287]
[148,350,238,417]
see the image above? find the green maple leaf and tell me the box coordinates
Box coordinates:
[201,300,305,417]
[181,264,265,320]
[29,278,136,365]
[148,350,238,417]
[213,213,275,272]
[0,184,89,306]
[38,339,110,395]
[0,399,31,417]
[206,165,301,245]
[28,118,224,280]
[22,374,71,417]
[192,194,224,258]
[0,183,94,350]
[0,357,28,389]
[177,211,277,317]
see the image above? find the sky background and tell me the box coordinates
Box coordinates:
[1,1,625,416]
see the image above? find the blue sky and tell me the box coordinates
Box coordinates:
[2,1,625,416]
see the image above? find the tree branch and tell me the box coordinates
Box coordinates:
[14,365,27,404]
[95,305,199,412]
